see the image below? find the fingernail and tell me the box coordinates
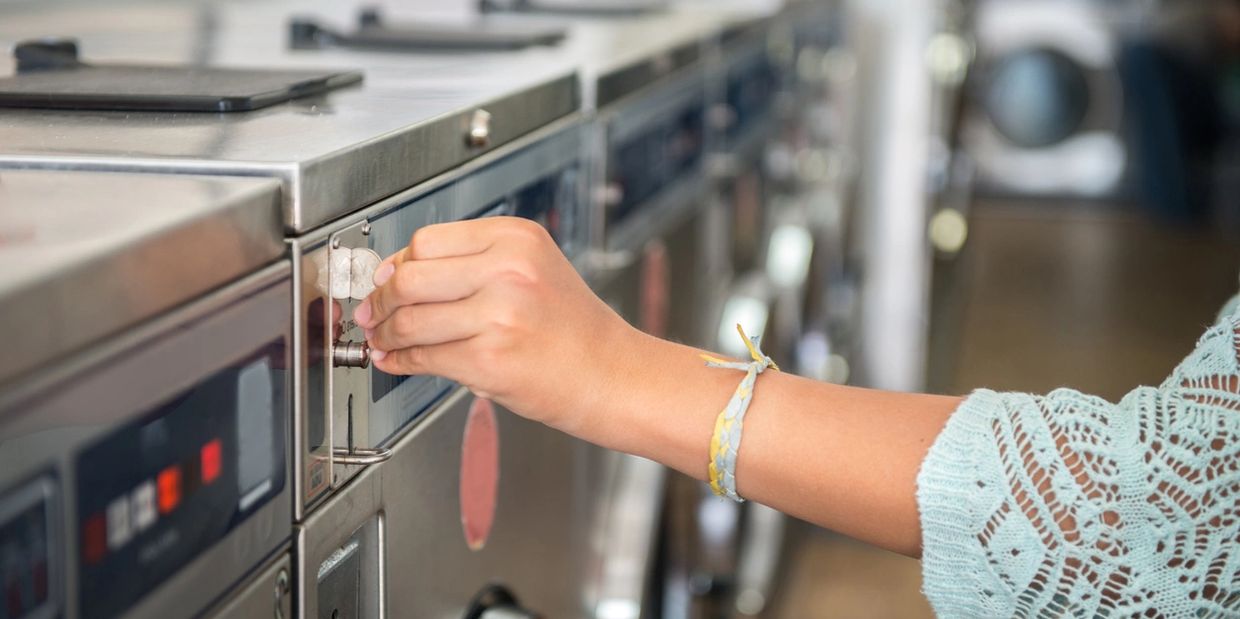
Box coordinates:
[370,348,387,362]
[353,300,371,326]
[373,262,395,286]
[364,328,374,340]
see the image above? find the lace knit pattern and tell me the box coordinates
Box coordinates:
[917,303,1240,618]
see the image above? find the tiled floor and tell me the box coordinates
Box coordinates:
[933,203,1240,400]
[764,203,1240,618]
[768,527,933,619]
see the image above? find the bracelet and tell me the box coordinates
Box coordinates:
[702,324,780,502]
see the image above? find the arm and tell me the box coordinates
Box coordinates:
[352,216,960,557]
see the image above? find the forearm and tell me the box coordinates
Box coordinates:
[566,326,962,558]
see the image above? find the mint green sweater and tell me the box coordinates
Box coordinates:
[917,300,1240,617]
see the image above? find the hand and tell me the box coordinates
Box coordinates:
[353,217,641,433]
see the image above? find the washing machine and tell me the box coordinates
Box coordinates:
[962,0,1134,198]
[0,170,292,619]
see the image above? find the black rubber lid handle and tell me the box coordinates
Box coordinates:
[15,38,83,73]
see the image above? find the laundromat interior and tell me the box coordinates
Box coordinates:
[2,0,1240,617]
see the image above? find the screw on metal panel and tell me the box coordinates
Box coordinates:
[274,568,290,619]
[361,221,372,235]
[331,237,341,249]
[467,109,492,148]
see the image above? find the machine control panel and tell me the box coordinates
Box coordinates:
[606,103,705,228]
[723,50,780,145]
[74,345,287,619]
[297,123,585,515]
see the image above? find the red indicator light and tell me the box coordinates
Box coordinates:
[82,513,107,565]
[201,439,222,485]
[157,466,181,515]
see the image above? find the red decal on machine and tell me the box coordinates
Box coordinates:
[460,398,500,551]
[640,239,670,338]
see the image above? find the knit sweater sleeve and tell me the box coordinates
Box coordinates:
[916,306,1240,618]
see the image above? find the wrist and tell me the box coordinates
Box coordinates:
[546,319,656,441]
[559,325,737,482]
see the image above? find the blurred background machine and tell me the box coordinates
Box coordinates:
[962,0,1131,199]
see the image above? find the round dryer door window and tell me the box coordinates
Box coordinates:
[984,47,1091,149]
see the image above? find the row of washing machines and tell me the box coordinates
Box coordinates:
[0,0,853,617]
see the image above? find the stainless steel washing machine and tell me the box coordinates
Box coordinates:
[656,9,806,619]
[478,8,741,617]
[0,1,579,518]
[0,170,292,619]
[558,13,723,619]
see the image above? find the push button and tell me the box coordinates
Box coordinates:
[130,481,157,532]
[82,514,106,566]
[200,439,222,485]
[106,496,131,550]
[157,466,181,515]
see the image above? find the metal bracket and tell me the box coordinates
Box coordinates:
[331,446,393,466]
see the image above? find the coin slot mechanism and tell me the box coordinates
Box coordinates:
[316,516,382,619]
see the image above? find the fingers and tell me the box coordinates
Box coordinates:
[370,337,477,380]
[383,217,525,268]
[367,296,485,353]
[331,300,344,340]
[357,252,502,329]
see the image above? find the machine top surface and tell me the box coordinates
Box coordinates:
[0,169,284,389]
[0,0,580,233]
[0,0,790,229]
[492,2,771,107]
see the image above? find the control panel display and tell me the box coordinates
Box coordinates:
[606,105,704,226]
[0,479,54,619]
[74,340,287,619]
[726,55,779,143]
[512,166,581,254]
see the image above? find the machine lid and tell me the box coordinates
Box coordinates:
[291,8,566,51]
[0,7,580,234]
[479,0,669,16]
[593,35,701,109]
[0,39,363,112]
[0,170,284,389]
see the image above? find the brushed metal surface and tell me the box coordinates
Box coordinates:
[0,170,284,389]
[0,266,294,619]
[298,388,614,619]
[202,553,293,619]
[0,1,580,233]
[289,120,586,519]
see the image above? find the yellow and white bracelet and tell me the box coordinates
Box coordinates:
[702,324,779,502]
